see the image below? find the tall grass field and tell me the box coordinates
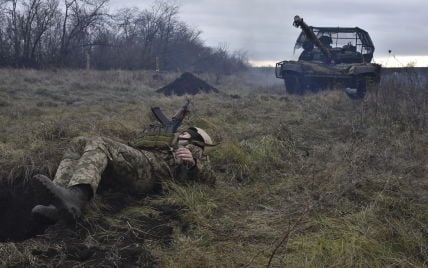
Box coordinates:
[0,68,427,267]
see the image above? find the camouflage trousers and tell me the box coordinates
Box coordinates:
[53,136,170,195]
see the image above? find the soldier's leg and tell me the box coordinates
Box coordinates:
[53,137,88,188]
[100,137,160,194]
[54,159,78,187]
[55,136,159,195]
[33,136,110,222]
[33,136,160,222]
[63,137,110,196]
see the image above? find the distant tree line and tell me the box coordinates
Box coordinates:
[0,0,248,73]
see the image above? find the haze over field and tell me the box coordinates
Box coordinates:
[111,0,428,67]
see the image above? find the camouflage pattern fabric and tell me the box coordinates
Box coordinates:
[54,136,215,195]
[131,131,176,150]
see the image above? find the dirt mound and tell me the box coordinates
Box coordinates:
[157,72,219,96]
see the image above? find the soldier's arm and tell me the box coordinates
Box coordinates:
[174,145,216,184]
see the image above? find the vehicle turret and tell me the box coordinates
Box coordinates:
[293,16,333,63]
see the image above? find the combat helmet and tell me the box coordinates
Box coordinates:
[186,127,214,147]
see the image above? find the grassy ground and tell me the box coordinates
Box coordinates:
[0,68,427,267]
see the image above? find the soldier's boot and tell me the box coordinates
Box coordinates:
[31,204,60,223]
[31,174,92,222]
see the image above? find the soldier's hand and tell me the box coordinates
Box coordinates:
[175,147,195,167]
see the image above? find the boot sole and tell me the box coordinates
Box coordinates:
[31,205,60,224]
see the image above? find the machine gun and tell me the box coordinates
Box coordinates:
[293,15,334,63]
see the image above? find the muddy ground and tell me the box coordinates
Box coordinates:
[0,171,188,267]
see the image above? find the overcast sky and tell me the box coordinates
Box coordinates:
[110,0,428,67]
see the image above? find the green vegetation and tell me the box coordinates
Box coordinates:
[0,68,427,267]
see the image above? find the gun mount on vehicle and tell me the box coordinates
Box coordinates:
[275,15,381,98]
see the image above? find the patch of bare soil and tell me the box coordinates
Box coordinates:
[0,179,48,241]
[157,72,218,96]
[0,173,188,267]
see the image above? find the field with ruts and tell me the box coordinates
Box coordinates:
[0,68,427,267]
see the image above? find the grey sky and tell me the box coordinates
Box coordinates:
[110,0,428,66]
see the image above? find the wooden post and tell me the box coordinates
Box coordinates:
[156,56,160,72]
[86,51,91,70]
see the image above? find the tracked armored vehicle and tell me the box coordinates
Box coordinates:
[275,16,381,98]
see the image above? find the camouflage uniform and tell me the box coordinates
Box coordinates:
[53,136,214,195]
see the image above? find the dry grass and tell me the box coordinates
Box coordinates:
[0,68,427,267]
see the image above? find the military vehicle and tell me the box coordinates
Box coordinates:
[275,16,381,98]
